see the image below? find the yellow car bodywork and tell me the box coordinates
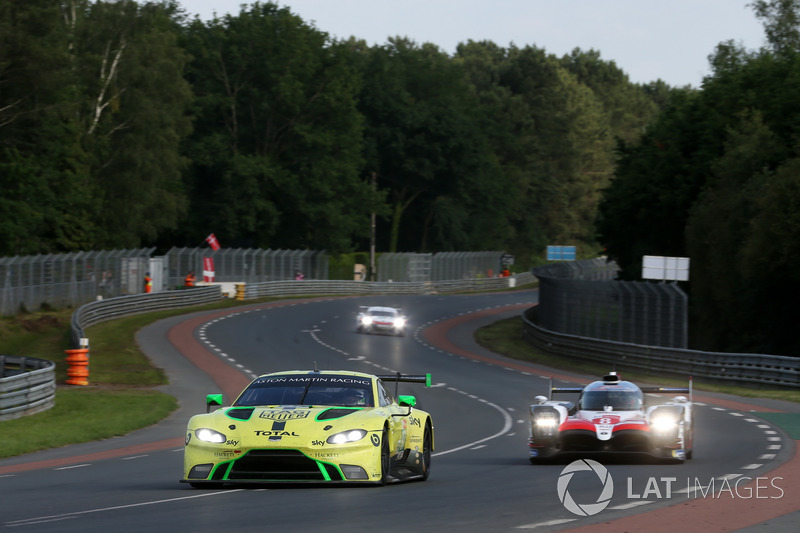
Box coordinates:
[182,370,433,487]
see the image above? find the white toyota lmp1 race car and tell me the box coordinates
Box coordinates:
[356,306,407,336]
[528,372,693,463]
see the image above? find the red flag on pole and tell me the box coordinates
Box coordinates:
[203,257,215,282]
[205,233,221,250]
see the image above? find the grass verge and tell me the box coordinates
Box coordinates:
[0,299,245,459]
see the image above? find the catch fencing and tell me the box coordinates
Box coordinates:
[0,249,154,315]
[533,259,688,349]
[376,251,508,282]
[1,248,517,316]
[526,258,799,388]
[163,248,327,288]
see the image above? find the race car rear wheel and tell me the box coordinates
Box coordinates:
[379,428,390,486]
[421,422,432,481]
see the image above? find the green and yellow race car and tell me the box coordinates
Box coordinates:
[181,369,434,487]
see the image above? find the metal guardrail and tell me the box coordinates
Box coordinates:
[521,307,800,389]
[242,273,535,299]
[70,286,223,346]
[0,356,56,421]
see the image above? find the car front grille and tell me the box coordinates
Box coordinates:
[220,449,343,481]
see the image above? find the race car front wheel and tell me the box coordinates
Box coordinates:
[379,428,390,486]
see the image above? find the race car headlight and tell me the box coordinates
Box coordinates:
[532,414,560,437]
[651,415,678,433]
[326,429,368,444]
[394,317,406,328]
[534,417,558,428]
[360,316,373,325]
[195,428,227,444]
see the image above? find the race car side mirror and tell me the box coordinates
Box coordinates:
[534,395,548,405]
[392,395,418,417]
[673,396,688,403]
[398,395,417,407]
[206,393,223,413]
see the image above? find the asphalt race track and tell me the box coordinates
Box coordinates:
[1,290,799,532]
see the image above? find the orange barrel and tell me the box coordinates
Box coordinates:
[65,348,90,386]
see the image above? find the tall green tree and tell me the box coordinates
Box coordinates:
[0,0,93,254]
[357,37,506,252]
[598,0,800,354]
[0,0,191,254]
[73,0,192,248]
[500,45,615,251]
[685,111,785,351]
[559,48,659,146]
[180,2,371,252]
[752,0,800,54]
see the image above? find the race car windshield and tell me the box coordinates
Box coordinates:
[370,311,395,317]
[580,390,642,411]
[234,375,374,407]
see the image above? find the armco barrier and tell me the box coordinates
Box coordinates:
[521,306,800,389]
[0,355,56,421]
[70,286,224,347]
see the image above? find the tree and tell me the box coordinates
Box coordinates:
[73,0,192,248]
[180,2,371,252]
[559,48,659,146]
[500,45,615,251]
[0,0,94,254]
[598,0,800,354]
[751,0,800,54]
[357,38,502,252]
[685,111,785,351]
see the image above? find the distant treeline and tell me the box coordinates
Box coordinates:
[0,0,663,261]
[2,1,799,356]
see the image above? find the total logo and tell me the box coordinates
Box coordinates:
[557,459,614,516]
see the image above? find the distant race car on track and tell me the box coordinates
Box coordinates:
[528,372,693,463]
[356,306,407,336]
[182,369,433,487]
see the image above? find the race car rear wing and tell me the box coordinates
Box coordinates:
[377,373,432,386]
[547,376,692,402]
[378,372,432,399]
[359,305,404,313]
[641,382,692,403]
